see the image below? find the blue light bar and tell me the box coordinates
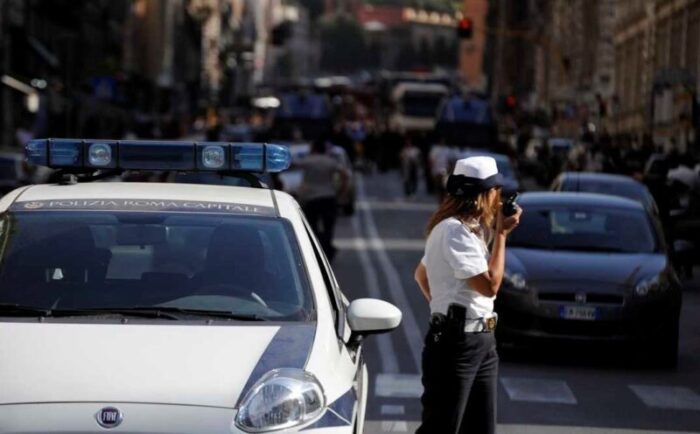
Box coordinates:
[25,139,292,173]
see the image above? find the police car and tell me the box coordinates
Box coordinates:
[0,139,402,433]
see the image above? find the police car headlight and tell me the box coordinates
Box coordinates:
[504,271,527,291]
[235,369,325,432]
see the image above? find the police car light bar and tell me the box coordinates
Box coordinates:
[25,139,292,173]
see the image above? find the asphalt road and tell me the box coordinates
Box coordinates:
[332,171,700,434]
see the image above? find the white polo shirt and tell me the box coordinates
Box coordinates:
[421,217,494,318]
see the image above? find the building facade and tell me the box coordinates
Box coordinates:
[541,0,616,137]
[610,0,700,151]
[349,1,460,72]
[460,0,488,90]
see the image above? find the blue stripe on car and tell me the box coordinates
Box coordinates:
[328,388,356,422]
[302,410,349,430]
[236,324,316,406]
[301,388,357,430]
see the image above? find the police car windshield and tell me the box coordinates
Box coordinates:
[0,211,314,321]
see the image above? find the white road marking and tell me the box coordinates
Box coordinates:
[375,373,423,398]
[335,238,425,252]
[380,421,408,432]
[500,377,578,404]
[350,212,400,374]
[357,201,436,212]
[492,426,698,434]
[363,422,699,434]
[357,174,425,372]
[380,405,406,416]
[629,385,700,411]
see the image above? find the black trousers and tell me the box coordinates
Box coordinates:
[416,320,499,434]
[302,196,338,261]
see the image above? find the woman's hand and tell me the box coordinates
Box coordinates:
[496,205,522,236]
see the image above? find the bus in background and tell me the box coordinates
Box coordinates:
[388,81,449,134]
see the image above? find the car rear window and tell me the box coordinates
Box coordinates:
[508,206,658,254]
[0,211,313,321]
[566,179,645,202]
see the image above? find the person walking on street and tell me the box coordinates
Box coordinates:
[414,156,522,434]
[400,138,422,197]
[297,137,349,262]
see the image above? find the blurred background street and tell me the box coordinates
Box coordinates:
[3,0,700,432]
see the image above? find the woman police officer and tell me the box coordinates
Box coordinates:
[414,156,522,434]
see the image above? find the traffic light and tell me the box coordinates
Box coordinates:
[457,18,473,39]
[499,95,517,114]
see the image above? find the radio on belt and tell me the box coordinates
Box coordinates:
[25,139,292,173]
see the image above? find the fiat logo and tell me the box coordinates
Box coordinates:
[96,407,123,428]
[575,293,587,304]
[22,201,44,209]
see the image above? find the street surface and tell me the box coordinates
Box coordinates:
[333,172,700,434]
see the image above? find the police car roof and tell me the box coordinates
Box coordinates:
[5,182,276,211]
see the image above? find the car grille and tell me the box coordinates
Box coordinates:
[538,318,625,337]
[538,292,625,306]
[500,310,626,338]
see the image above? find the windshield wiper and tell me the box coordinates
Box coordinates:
[77,306,267,321]
[0,304,181,320]
[0,303,52,317]
[49,307,181,320]
[0,304,266,321]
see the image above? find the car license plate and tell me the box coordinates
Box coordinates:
[559,305,597,321]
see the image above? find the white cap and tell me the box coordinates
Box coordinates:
[453,156,499,179]
[447,156,503,197]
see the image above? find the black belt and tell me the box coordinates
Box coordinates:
[431,304,498,333]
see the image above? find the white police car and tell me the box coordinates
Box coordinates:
[0,139,402,433]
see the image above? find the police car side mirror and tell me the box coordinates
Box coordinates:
[347,299,402,348]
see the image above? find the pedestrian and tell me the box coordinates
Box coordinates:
[428,141,451,201]
[414,156,522,434]
[400,138,422,197]
[297,137,349,262]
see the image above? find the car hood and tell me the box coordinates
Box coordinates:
[507,248,667,286]
[0,322,315,408]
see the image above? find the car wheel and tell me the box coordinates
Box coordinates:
[650,317,679,369]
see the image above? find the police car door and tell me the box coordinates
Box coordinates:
[300,213,368,431]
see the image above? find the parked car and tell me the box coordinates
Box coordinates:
[551,172,659,215]
[0,138,402,432]
[497,192,682,368]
